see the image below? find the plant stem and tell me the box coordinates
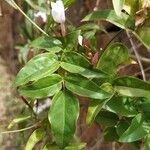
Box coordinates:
[126,30,146,81]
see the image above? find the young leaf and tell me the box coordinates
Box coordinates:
[82,10,134,29]
[61,52,108,79]
[119,114,147,142]
[113,76,150,98]
[112,0,124,17]
[18,74,62,99]
[15,53,59,87]
[49,91,79,148]
[30,36,62,53]
[64,74,111,99]
[25,128,45,150]
[97,43,129,75]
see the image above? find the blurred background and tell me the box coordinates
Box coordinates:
[0,0,150,149]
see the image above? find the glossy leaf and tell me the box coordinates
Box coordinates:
[97,43,129,75]
[113,76,150,98]
[25,128,45,150]
[106,96,138,117]
[15,53,59,87]
[49,91,79,148]
[30,36,62,53]
[96,111,119,126]
[112,0,124,17]
[83,10,134,29]
[18,74,62,99]
[61,52,108,78]
[64,74,111,99]
[119,114,147,142]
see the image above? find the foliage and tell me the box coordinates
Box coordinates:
[4,0,150,149]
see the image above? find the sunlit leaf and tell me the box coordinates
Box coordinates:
[64,74,111,99]
[113,76,150,98]
[15,53,59,87]
[18,74,62,99]
[61,52,108,79]
[119,114,147,142]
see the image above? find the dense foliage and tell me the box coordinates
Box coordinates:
[4,0,150,149]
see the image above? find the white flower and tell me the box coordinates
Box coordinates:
[51,0,66,23]
[34,11,47,22]
[78,35,83,46]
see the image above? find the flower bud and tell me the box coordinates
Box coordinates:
[51,0,66,23]
[78,35,83,46]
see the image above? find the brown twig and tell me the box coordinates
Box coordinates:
[126,31,146,81]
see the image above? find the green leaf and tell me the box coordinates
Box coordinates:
[96,111,119,126]
[25,128,45,150]
[86,100,106,126]
[78,23,105,32]
[113,76,150,98]
[145,134,150,150]
[104,127,119,141]
[106,96,138,117]
[116,120,130,136]
[49,91,79,148]
[123,0,139,16]
[18,74,62,99]
[112,0,124,17]
[119,114,147,143]
[64,143,86,150]
[133,27,150,51]
[30,36,62,53]
[8,115,31,129]
[42,144,60,150]
[63,30,81,51]
[15,53,59,87]
[63,0,76,7]
[61,52,108,79]
[64,74,111,99]
[82,10,134,29]
[97,43,129,75]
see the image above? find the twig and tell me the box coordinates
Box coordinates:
[0,122,40,134]
[126,31,146,81]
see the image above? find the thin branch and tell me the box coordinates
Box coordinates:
[126,31,146,81]
[0,122,40,134]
